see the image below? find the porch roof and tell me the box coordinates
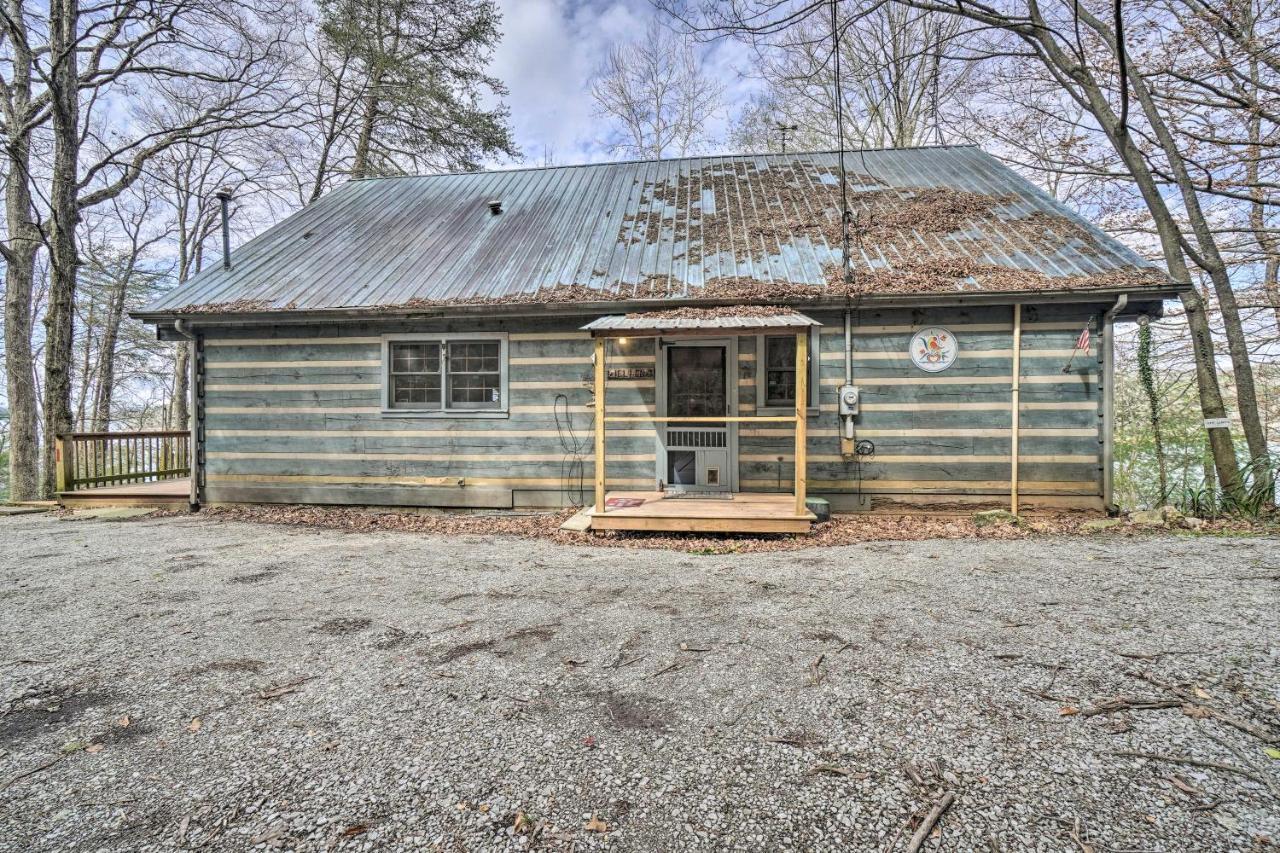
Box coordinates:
[583,308,820,337]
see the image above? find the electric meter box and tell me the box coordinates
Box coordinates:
[838,384,860,416]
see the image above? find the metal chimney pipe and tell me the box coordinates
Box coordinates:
[215,187,233,270]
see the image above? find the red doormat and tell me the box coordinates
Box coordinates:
[605,497,647,508]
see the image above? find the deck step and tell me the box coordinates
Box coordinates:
[588,491,814,534]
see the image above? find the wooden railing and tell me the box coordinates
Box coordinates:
[55,430,190,492]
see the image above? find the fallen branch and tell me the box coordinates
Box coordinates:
[1127,671,1279,742]
[1079,696,1181,717]
[1114,751,1280,799]
[1,753,66,791]
[906,791,955,853]
[256,676,315,701]
[809,653,825,686]
[649,661,682,678]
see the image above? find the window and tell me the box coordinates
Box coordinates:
[383,334,507,415]
[758,330,819,410]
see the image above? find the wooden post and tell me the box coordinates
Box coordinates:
[54,435,72,494]
[794,330,808,516]
[594,336,607,514]
[1010,304,1022,515]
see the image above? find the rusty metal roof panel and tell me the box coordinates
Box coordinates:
[143,145,1165,315]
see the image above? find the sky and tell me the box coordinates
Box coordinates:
[490,0,759,167]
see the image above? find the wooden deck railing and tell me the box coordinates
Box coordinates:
[55,430,190,492]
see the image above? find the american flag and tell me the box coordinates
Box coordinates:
[1074,327,1091,352]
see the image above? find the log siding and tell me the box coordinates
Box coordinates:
[199,302,1108,510]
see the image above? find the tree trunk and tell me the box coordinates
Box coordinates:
[41,0,83,498]
[1180,287,1243,500]
[1120,61,1269,468]
[2,0,42,502]
[1136,315,1168,504]
[77,296,95,430]
[90,269,130,432]
[3,230,40,502]
[169,341,190,430]
[351,74,381,179]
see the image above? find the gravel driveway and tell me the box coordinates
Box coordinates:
[0,512,1277,851]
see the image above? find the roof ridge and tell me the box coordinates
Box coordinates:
[351,144,982,183]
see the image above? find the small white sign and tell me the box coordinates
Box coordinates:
[909,327,959,373]
[1203,417,1231,430]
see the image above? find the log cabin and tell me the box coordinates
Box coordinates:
[134,146,1184,533]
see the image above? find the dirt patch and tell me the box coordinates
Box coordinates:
[0,687,114,748]
[600,692,671,732]
[312,617,373,636]
[228,569,278,585]
[372,627,415,650]
[437,639,497,664]
[505,625,558,644]
[198,658,267,675]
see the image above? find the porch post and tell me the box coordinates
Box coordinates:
[1010,304,1022,515]
[594,336,606,514]
[794,330,808,516]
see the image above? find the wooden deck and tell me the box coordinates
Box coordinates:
[587,491,814,534]
[59,477,191,509]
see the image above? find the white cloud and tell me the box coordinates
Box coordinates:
[490,0,760,168]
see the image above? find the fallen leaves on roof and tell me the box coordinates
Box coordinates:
[622,305,796,321]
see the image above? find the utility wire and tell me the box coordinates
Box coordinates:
[830,0,853,286]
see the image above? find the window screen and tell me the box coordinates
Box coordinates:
[389,343,441,408]
[447,340,502,408]
[386,338,504,412]
[762,333,817,408]
[764,336,797,407]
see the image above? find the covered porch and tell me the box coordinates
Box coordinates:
[583,309,818,534]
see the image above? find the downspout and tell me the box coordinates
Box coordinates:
[1101,294,1129,514]
[1011,304,1022,515]
[174,319,201,510]
[841,309,855,454]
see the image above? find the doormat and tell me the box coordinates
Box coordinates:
[605,497,647,508]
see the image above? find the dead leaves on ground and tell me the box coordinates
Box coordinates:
[172,504,1234,555]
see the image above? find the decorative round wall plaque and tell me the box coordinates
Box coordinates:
[909,327,959,372]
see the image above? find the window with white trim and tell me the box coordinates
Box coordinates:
[757,329,820,411]
[383,334,508,414]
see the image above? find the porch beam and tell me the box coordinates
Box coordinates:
[603,415,797,424]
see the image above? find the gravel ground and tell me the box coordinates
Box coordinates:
[0,512,1277,852]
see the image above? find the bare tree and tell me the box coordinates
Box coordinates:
[590,19,725,158]
[151,134,273,428]
[0,0,48,501]
[662,0,1267,503]
[75,191,169,431]
[30,0,296,496]
[731,3,974,151]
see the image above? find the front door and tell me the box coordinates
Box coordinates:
[659,339,735,492]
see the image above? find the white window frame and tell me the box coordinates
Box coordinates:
[755,328,820,415]
[380,332,509,418]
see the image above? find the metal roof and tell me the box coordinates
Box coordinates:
[584,311,820,334]
[143,146,1165,316]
